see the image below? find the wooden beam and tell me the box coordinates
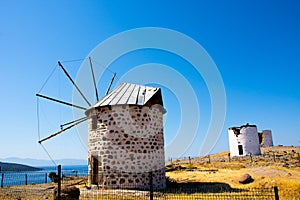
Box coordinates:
[106,72,116,95]
[88,57,99,101]
[58,61,91,106]
[36,93,87,110]
[38,117,88,143]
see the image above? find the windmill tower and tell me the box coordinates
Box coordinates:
[228,124,261,156]
[36,59,166,189]
[259,130,273,147]
[85,83,166,189]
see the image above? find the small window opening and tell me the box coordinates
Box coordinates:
[92,115,97,130]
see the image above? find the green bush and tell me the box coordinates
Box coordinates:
[48,171,58,183]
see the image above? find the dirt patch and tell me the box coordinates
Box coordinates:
[247,167,298,178]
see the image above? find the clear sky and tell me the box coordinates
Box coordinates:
[0,0,299,161]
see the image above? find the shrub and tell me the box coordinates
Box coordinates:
[48,172,58,183]
[165,176,178,188]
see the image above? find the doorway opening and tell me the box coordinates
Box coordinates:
[92,156,99,184]
[238,145,243,155]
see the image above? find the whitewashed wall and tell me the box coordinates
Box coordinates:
[228,125,261,156]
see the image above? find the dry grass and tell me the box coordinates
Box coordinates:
[167,146,300,200]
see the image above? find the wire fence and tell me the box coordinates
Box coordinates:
[79,187,277,200]
[0,165,280,200]
[0,172,49,187]
[0,167,87,187]
[0,185,277,200]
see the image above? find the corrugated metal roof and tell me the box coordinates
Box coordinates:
[90,83,160,108]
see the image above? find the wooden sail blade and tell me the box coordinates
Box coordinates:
[106,72,116,95]
[89,57,99,101]
[38,117,88,143]
[36,93,87,110]
[60,116,88,130]
[58,61,91,106]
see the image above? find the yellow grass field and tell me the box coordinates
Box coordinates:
[166,146,300,200]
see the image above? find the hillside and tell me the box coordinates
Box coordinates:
[0,162,41,171]
[166,146,300,200]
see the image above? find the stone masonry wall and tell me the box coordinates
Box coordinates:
[88,105,166,189]
[261,130,273,147]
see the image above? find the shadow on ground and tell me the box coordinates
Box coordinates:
[165,179,246,193]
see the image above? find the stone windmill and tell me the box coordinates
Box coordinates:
[37,58,166,189]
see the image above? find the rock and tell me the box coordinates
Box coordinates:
[239,173,254,184]
[286,172,292,177]
[54,186,80,200]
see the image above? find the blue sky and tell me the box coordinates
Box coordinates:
[0,1,299,161]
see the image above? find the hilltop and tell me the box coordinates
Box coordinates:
[0,162,41,172]
[166,146,300,200]
[169,145,300,168]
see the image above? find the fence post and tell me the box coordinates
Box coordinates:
[25,174,28,185]
[45,173,48,184]
[188,156,191,165]
[274,186,279,200]
[57,165,62,199]
[228,153,231,162]
[1,173,4,188]
[149,171,153,200]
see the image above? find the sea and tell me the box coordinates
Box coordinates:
[0,165,88,187]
